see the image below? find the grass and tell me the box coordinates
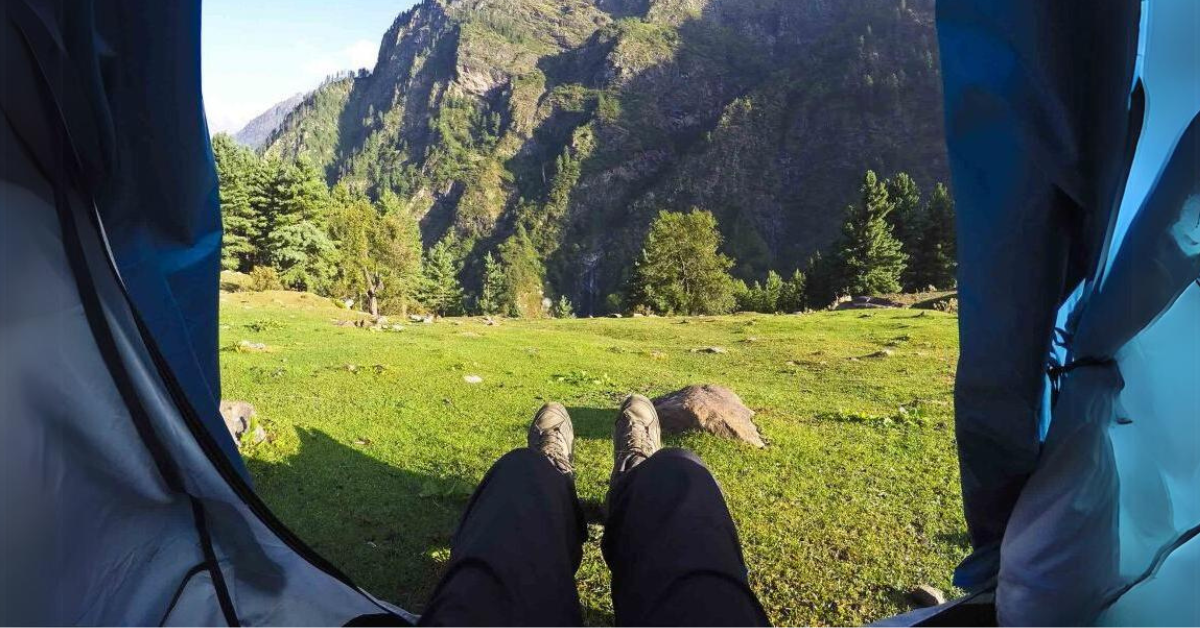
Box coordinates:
[219,290,968,626]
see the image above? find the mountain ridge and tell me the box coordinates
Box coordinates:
[263,0,948,313]
[232,92,306,149]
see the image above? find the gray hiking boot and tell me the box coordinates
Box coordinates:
[611,394,662,485]
[528,402,574,475]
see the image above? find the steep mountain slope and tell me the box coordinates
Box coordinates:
[233,92,306,149]
[263,0,947,313]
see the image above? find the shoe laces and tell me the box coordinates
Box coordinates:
[538,427,572,474]
[622,416,654,459]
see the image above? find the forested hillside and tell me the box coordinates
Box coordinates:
[229,0,952,316]
[233,93,305,150]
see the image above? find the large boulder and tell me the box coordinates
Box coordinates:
[219,400,256,443]
[653,385,765,448]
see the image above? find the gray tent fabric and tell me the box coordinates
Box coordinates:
[0,168,408,625]
[1,0,411,624]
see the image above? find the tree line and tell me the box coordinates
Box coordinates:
[627,170,956,315]
[214,133,954,318]
[216,134,551,318]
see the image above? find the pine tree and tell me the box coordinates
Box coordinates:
[885,172,924,290]
[497,225,545,317]
[271,220,337,292]
[760,270,784,313]
[552,295,575,318]
[803,251,838,310]
[477,252,505,316]
[779,269,807,312]
[632,210,736,315]
[911,183,957,289]
[421,236,464,317]
[263,160,335,291]
[732,279,754,312]
[212,134,261,271]
[835,170,908,296]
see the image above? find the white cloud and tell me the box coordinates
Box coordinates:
[303,39,377,80]
[205,38,380,135]
[345,39,378,72]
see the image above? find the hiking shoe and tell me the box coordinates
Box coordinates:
[528,402,575,475]
[611,394,662,484]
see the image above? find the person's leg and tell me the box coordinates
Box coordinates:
[603,396,769,627]
[420,405,585,627]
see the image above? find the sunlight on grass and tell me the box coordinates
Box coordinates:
[220,290,967,626]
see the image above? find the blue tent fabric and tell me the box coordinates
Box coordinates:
[91,0,244,477]
[940,0,1199,624]
[936,0,1142,595]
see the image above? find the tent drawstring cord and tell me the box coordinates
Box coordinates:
[1047,356,1117,405]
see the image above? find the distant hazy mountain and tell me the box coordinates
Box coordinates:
[233,93,306,150]
[264,0,949,312]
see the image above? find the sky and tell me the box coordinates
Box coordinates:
[202,0,419,134]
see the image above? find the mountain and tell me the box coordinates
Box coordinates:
[263,0,948,313]
[234,93,306,149]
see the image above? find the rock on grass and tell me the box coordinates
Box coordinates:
[653,385,765,448]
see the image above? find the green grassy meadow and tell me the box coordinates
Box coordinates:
[219,290,968,626]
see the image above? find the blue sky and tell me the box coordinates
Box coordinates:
[202,0,418,133]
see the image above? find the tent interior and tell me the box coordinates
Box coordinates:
[1,0,1196,625]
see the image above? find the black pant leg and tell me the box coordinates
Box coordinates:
[602,448,770,627]
[420,448,586,626]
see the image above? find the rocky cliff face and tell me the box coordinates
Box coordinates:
[264,0,948,313]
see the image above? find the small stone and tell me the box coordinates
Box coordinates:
[463,375,483,384]
[692,346,727,354]
[631,312,645,318]
[219,400,256,443]
[252,425,268,445]
[909,584,946,607]
[390,324,404,331]
[610,313,623,318]
[869,349,894,358]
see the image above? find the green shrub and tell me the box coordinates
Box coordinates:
[248,266,284,292]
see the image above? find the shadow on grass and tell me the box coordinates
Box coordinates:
[565,405,620,441]
[246,427,617,622]
[246,428,469,616]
